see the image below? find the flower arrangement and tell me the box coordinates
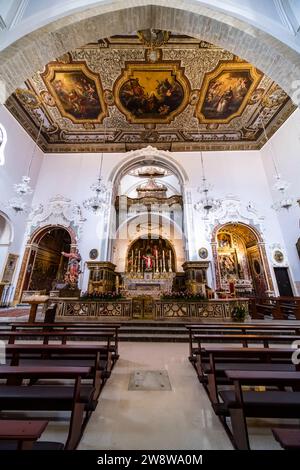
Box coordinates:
[80,291,124,301]
[161,291,205,301]
[231,304,247,322]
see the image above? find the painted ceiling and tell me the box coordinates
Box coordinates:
[5,32,295,153]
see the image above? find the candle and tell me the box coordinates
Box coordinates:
[137,250,140,273]
[169,250,172,272]
[155,249,159,273]
[162,250,166,272]
[131,250,134,272]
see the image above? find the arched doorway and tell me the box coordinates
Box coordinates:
[14,225,77,302]
[0,212,13,276]
[212,222,272,297]
[23,227,71,293]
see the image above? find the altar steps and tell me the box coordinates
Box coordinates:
[118,321,189,342]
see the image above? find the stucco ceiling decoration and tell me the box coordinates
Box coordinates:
[5,32,295,153]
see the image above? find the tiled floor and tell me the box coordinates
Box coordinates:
[41,342,232,450]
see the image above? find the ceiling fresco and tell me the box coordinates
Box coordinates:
[5,32,295,153]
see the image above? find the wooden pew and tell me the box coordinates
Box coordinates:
[0,365,93,450]
[0,420,63,450]
[186,323,300,363]
[272,428,300,450]
[0,330,114,377]
[200,346,298,406]
[193,334,300,379]
[277,297,300,320]
[4,344,104,397]
[220,370,300,450]
[9,321,121,360]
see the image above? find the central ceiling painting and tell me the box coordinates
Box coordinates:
[5,32,295,153]
[115,62,188,123]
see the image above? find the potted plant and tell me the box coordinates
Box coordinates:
[231,304,246,322]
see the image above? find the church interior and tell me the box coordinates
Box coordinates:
[0,0,300,456]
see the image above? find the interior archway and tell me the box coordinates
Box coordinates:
[1,2,300,102]
[213,222,272,296]
[24,227,71,293]
[0,212,14,290]
[126,236,176,274]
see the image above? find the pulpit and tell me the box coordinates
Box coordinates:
[22,294,49,322]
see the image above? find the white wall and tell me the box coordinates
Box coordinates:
[261,108,300,293]
[0,105,44,290]
[30,147,288,293]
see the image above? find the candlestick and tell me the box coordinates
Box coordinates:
[137,250,140,273]
[169,250,172,272]
[131,250,134,272]
[155,249,159,273]
[162,249,166,273]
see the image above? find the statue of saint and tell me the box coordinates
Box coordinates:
[61,248,82,288]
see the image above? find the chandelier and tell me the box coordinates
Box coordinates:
[260,114,296,211]
[83,152,107,214]
[8,119,43,214]
[194,151,221,214]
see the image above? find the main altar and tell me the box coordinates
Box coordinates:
[123,272,175,297]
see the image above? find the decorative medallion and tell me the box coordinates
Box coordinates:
[137,29,170,49]
[89,248,99,260]
[196,62,262,124]
[42,62,107,123]
[273,250,284,263]
[114,62,190,124]
[198,247,208,259]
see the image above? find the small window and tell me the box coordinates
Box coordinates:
[0,124,7,166]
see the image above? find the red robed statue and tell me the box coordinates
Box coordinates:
[61,248,82,288]
[142,254,153,271]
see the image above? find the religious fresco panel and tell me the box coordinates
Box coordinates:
[42,62,107,124]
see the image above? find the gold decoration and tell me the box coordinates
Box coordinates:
[15,89,40,109]
[196,63,262,124]
[42,62,107,124]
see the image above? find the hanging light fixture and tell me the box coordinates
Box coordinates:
[83,153,107,213]
[8,118,43,214]
[260,113,296,211]
[83,125,108,214]
[194,150,221,215]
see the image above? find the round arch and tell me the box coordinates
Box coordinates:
[0,211,14,287]
[1,3,299,102]
[14,223,78,302]
[211,221,274,295]
[0,211,13,246]
[112,211,186,272]
[108,146,188,189]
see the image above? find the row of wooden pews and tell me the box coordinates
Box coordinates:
[0,319,121,450]
[186,322,300,450]
[249,297,300,320]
